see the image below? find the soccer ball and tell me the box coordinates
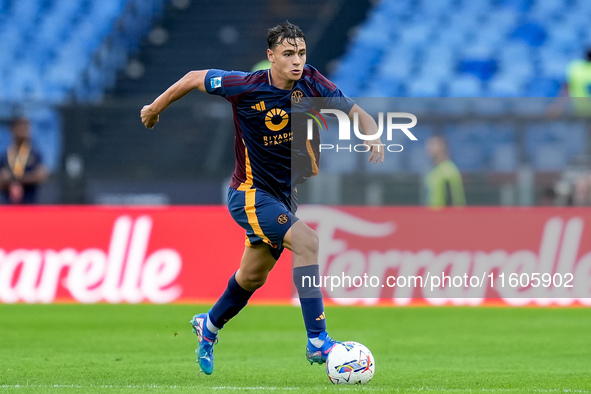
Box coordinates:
[326,341,375,385]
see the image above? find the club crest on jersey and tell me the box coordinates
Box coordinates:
[210,77,222,89]
[277,214,289,225]
[265,108,289,132]
[291,89,304,104]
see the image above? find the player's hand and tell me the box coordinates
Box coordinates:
[365,138,385,164]
[141,105,160,129]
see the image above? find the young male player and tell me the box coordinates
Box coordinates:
[141,21,384,375]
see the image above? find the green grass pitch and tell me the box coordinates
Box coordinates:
[0,304,589,393]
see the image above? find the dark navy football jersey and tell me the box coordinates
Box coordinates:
[205,65,354,201]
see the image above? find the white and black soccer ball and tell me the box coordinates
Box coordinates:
[326,341,375,385]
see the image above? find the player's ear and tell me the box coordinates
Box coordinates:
[267,48,274,63]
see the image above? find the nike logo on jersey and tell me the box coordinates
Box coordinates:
[251,101,266,111]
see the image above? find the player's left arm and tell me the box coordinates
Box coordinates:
[309,65,384,163]
[349,104,384,164]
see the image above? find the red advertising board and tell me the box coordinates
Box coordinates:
[1,206,590,306]
[0,206,292,305]
[298,206,591,306]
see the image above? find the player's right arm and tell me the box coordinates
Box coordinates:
[141,70,209,129]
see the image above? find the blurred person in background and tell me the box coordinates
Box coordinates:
[251,59,271,71]
[425,134,466,207]
[564,50,591,190]
[0,117,48,204]
[572,174,591,205]
[547,48,591,203]
[549,47,591,116]
[565,47,591,115]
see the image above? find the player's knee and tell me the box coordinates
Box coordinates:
[241,271,268,290]
[298,228,319,259]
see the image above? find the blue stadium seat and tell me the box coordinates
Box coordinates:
[329,0,591,173]
[500,0,532,13]
[488,124,518,172]
[333,0,588,102]
[0,0,167,104]
[526,77,561,97]
[26,106,62,172]
[447,76,483,97]
[0,125,10,154]
[0,0,168,174]
[406,79,443,97]
[491,144,518,171]
[444,124,488,171]
[403,124,434,173]
[487,76,523,97]
[562,122,587,157]
[524,122,580,170]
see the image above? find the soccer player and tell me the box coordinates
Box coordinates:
[141,21,384,375]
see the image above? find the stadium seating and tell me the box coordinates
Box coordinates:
[0,0,165,104]
[0,0,167,172]
[332,0,589,99]
[330,0,590,173]
[0,0,588,178]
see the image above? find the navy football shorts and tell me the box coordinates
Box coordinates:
[227,187,298,260]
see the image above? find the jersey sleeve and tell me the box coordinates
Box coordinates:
[324,87,356,115]
[307,66,356,114]
[205,69,251,98]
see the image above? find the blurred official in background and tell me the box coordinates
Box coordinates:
[0,117,48,204]
[425,134,466,207]
[566,47,591,115]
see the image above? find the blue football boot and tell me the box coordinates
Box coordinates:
[190,313,218,375]
[305,331,339,365]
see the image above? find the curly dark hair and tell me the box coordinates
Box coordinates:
[266,21,306,50]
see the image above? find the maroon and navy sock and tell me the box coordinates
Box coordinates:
[293,264,326,339]
[208,273,254,331]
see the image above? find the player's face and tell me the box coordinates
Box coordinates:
[268,38,306,84]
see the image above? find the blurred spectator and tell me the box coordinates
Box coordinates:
[424,135,466,207]
[0,117,48,204]
[573,174,591,206]
[251,59,271,72]
[566,47,591,114]
[548,48,591,117]
[539,186,558,206]
[548,154,591,206]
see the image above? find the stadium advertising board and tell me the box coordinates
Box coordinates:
[0,207,288,305]
[0,206,590,306]
[297,206,591,306]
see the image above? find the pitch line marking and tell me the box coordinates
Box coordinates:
[0,384,588,392]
